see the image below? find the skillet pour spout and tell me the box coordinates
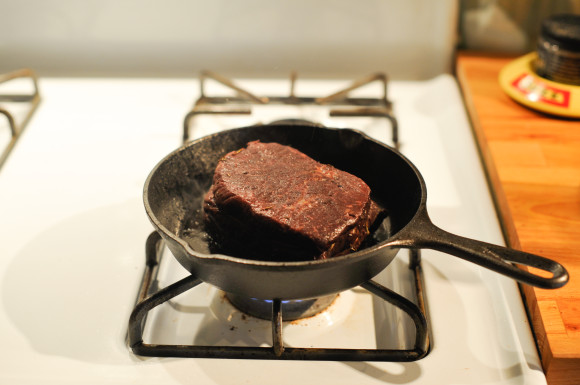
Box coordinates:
[143,124,569,300]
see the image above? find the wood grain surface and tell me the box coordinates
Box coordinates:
[456,53,580,385]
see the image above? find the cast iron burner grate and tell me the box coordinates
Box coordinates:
[0,69,40,169]
[182,71,399,149]
[128,232,430,361]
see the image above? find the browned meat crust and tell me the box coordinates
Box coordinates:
[203,141,381,261]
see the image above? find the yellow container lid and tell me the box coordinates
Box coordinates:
[499,52,580,118]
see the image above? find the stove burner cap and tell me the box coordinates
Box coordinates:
[535,14,580,85]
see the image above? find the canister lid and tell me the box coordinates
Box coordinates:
[536,14,580,85]
[540,14,580,53]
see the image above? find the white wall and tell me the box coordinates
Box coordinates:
[1,0,458,79]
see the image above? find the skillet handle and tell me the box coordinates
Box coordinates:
[391,211,569,289]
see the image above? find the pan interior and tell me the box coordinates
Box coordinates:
[145,124,424,260]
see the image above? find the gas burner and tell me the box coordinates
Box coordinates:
[128,232,430,361]
[225,292,338,321]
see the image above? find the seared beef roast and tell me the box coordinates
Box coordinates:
[203,141,382,261]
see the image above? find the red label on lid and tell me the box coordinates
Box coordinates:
[511,73,571,108]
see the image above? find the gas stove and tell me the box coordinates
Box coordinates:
[0,71,548,384]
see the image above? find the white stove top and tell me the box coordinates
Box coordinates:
[0,75,546,384]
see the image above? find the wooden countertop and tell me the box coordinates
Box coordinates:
[456,53,580,385]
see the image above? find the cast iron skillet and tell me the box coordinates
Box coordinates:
[144,124,568,300]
